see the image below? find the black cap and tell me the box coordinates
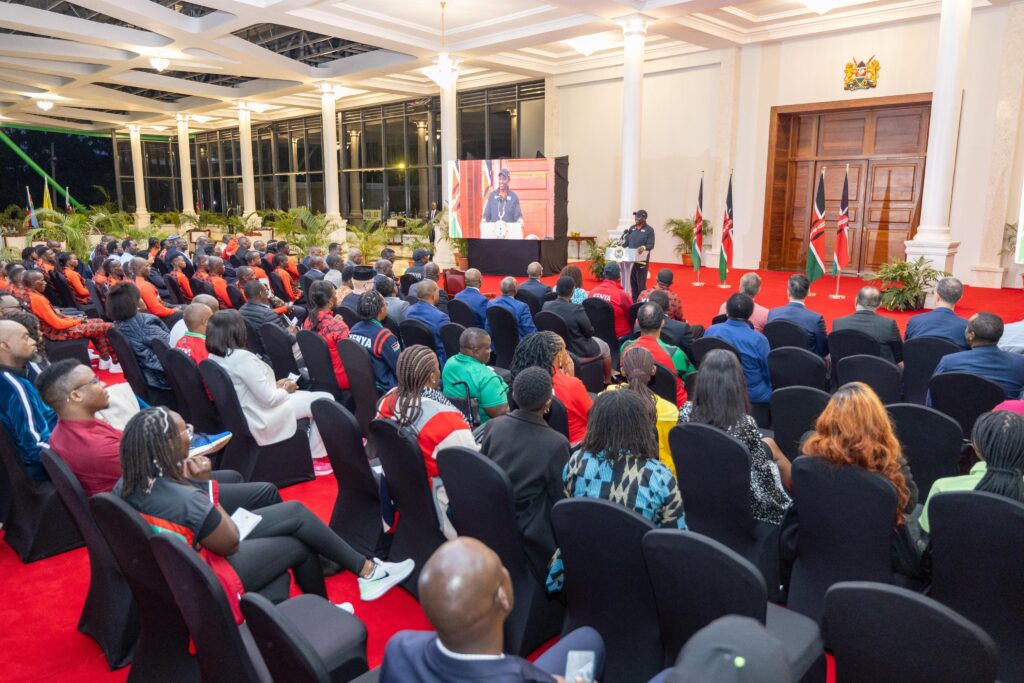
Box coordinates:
[412,248,432,262]
[666,616,794,683]
[658,268,674,285]
[498,168,510,178]
[603,262,620,280]
[353,265,375,282]
[634,209,648,218]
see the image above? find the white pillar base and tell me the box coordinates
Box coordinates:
[433,233,455,269]
[135,210,151,228]
[969,263,1007,288]
[904,234,960,274]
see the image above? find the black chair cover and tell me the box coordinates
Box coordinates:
[446,298,478,329]
[267,271,290,302]
[399,319,438,359]
[337,305,360,329]
[486,305,519,370]
[337,340,380,436]
[227,284,244,309]
[261,323,299,380]
[515,289,541,315]
[582,298,621,368]
[163,349,223,435]
[650,362,677,405]
[296,330,347,402]
[763,320,812,350]
[46,338,91,366]
[534,310,570,349]
[768,346,828,392]
[769,386,830,461]
[691,336,740,367]
[399,273,418,296]
[546,395,570,441]
[836,354,902,404]
[440,322,465,361]
[243,318,268,359]
[828,328,881,385]
[928,372,1006,435]
[107,327,176,408]
[886,403,962,499]
[162,274,185,305]
[902,336,963,404]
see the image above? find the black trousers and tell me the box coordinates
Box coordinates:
[629,262,649,301]
[226,501,368,599]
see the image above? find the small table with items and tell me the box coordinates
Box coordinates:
[567,234,597,260]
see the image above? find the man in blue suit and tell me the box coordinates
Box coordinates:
[453,268,488,329]
[488,276,538,340]
[930,312,1024,401]
[905,277,969,349]
[405,279,451,365]
[766,273,828,357]
[518,261,552,300]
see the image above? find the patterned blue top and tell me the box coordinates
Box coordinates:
[570,287,587,305]
[545,450,686,592]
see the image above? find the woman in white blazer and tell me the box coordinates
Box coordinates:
[205,309,336,476]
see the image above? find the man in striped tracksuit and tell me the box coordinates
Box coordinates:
[0,319,57,481]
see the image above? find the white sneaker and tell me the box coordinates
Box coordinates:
[87,349,99,361]
[107,362,123,374]
[98,357,110,370]
[335,602,355,614]
[357,558,415,601]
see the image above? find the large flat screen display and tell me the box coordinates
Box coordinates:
[448,158,556,240]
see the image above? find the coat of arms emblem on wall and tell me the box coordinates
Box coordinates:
[844,56,880,90]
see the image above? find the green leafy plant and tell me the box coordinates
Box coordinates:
[88,209,137,240]
[587,239,613,280]
[864,257,948,312]
[27,209,94,257]
[347,218,393,257]
[150,211,182,227]
[664,217,714,256]
[1,204,26,233]
[399,218,434,254]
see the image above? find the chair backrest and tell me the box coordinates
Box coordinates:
[575,356,605,394]
[886,403,962,499]
[582,298,619,364]
[267,271,289,301]
[239,593,332,683]
[337,305,360,329]
[768,346,828,392]
[836,354,902,404]
[49,269,77,308]
[711,313,728,326]
[86,279,109,321]
[337,340,379,435]
[828,328,881,367]
[243,318,267,358]
[928,372,1006,435]
[106,326,152,403]
[296,330,343,399]
[643,529,767,664]
[628,301,642,329]
[399,273,418,296]
[552,498,662,683]
[486,305,519,370]
[164,348,223,434]
[399,318,437,353]
[515,288,541,315]
[226,284,244,309]
[669,423,758,553]
[763,319,812,350]
[534,310,570,348]
[163,273,184,305]
[650,362,677,405]
[546,395,570,441]
[692,336,740,367]
[788,456,897,623]
[261,322,298,380]
[190,276,214,297]
[149,336,172,373]
[149,534,263,681]
[440,323,465,361]
[298,274,316,303]
[902,336,963,404]
[446,297,478,329]
[825,581,998,683]
[199,359,259,477]
[297,262,309,277]
[930,491,1024,682]
[442,268,466,296]
[769,386,831,461]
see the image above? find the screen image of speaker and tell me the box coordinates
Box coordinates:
[448,158,555,240]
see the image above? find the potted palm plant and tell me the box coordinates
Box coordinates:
[664,217,714,267]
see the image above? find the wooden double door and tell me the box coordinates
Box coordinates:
[761,98,930,274]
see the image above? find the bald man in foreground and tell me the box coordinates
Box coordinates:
[381,538,604,682]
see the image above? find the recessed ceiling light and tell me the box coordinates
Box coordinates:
[149,57,171,72]
[151,125,167,132]
[36,100,53,111]
[248,103,273,114]
[563,32,617,57]
[803,0,849,14]
[190,114,211,123]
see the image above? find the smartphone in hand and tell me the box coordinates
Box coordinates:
[565,650,595,683]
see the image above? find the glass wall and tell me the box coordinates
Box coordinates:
[114,136,181,213]
[456,80,545,161]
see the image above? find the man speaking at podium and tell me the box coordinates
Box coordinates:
[620,209,655,298]
[480,168,524,239]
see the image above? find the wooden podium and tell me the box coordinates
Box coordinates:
[606,246,642,298]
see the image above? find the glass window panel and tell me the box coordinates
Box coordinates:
[489,106,514,159]
[343,170,362,216]
[460,106,486,160]
[431,113,440,166]
[117,139,133,175]
[209,179,223,212]
[363,120,383,168]
[276,131,291,173]
[277,177,291,211]
[258,136,273,175]
[362,170,384,214]
[342,124,360,170]
[518,98,545,158]
[386,169,406,216]
[197,142,210,177]
[308,172,325,212]
[411,166,427,217]
[295,131,307,172]
[307,128,323,172]
[385,118,405,167]
[147,179,173,213]
[207,140,220,175]
[188,141,197,178]
[224,179,241,214]
[222,138,236,176]
[407,113,429,167]
[294,174,308,209]
[121,180,136,211]
[257,176,275,210]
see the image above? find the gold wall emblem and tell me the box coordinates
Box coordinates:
[844,56,879,91]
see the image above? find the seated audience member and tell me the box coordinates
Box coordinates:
[93,257,125,292]
[453,268,488,328]
[272,252,302,302]
[5,310,48,377]
[261,241,277,270]
[118,406,414,602]
[163,237,194,278]
[487,276,537,340]
[6,265,30,306]
[376,276,408,324]
[301,246,323,270]
[705,294,772,406]
[176,302,213,363]
[59,253,90,305]
[377,344,479,482]
[107,282,172,392]
[305,255,326,282]
[544,275,612,382]
[638,268,684,321]
[480,368,568,582]
[170,293,219,347]
[833,286,903,364]
[406,249,431,281]
[409,262,449,313]
[622,302,694,406]
[678,349,791,524]
[34,245,56,273]
[547,389,686,591]
[132,257,182,323]
[239,279,301,360]
[206,310,334,475]
[559,264,588,304]
[766,273,829,357]
[245,250,270,284]
[718,272,770,332]
[610,344,678,463]
[193,254,212,284]
[1000,316,1024,353]
[589,262,633,338]
[441,327,509,425]
[405,279,451,365]
[511,332,592,448]
[169,253,194,302]
[278,242,301,279]
[234,235,251,264]
[302,280,350,390]
[88,242,109,275]
[323,253,345,289]
[342,265,376,310]
[0,295,21,316]
[646,289,696,354]
[207,257,233,309]
[381,538,604,683]
[347,247,364,267]
[0,320,57,480]
[380,247,396,263]
[904,276,969,349]
[23,271,120,372]
[373,258,395,283]
[919,409,1024,533]
[349,290,401,392]
[519,261,552,300]
[930,311,1024,400]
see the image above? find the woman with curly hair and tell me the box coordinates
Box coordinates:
[558,264,587,304]
[510,331,592,447]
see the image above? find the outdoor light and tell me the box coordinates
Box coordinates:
[422,2,460,88]
[149,57,171,72]
[36,100,53,111]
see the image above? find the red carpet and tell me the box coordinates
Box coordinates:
[5,262,1018,681]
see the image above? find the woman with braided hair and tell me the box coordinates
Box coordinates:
[348,289,401,392]
[603,345,679,475]
[116,406,414,604]
[920,409,1024,533]
[302,279,350,390]
[510,331,592,447]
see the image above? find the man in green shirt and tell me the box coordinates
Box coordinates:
[619,303,695,405]
[919,461,990,533]
[442,327,510,426]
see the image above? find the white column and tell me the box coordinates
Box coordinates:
[176,114,195,216]
[904,0,969,273]
[318,84,343,229]
[236,104,258,228]
[128,124,150,227]
[439,81,457,213]
[611,14,650,237]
